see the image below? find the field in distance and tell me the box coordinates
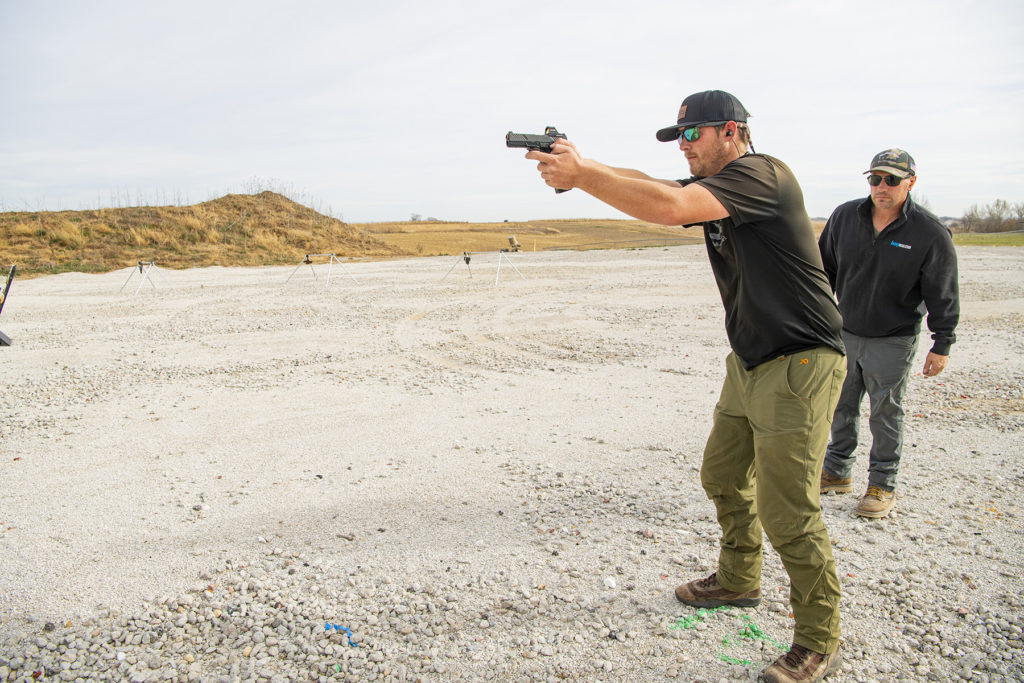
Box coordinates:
[369,219,1022,254]
[355,218,707,255]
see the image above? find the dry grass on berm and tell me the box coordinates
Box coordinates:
[0,192,402,278]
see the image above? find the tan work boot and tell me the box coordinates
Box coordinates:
[820,469,852,494]
[758,642,841,682]
[855,485,896,518]
[674,571,760,608]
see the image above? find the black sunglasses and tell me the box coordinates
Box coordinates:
[867,174,906,187]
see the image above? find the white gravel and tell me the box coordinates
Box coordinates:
[0,245,1021,682]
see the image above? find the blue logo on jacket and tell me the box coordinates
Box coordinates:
[890,241,912,250]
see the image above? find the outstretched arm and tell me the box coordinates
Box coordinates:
[526,141,729,226]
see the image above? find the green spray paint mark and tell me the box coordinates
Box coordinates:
[670,605,734,629]
[732,614,789,650]
[717,614,789,665]
[671,607,788,667]
[718,653,752,666]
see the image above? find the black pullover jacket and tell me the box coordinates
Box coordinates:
[818,194,959,355]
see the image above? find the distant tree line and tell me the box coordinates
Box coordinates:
[959,199,1024,233]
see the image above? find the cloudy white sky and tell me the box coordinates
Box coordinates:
[1,0,1022,223]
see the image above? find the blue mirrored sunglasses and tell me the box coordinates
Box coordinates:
[677,121,730,143]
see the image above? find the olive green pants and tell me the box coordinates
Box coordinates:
[700,347,846,654]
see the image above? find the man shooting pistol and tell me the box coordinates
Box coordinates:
[505,127,570,193]
[511,91,849,682]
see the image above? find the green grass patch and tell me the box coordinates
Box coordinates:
[953,232,1024,246]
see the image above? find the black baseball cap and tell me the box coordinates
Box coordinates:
[655,90,751,142]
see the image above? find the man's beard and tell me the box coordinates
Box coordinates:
[689,143,734,177]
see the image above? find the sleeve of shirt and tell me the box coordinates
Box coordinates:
[920,231,960,355]
[696,157,779,226]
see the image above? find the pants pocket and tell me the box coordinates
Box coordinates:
[826,367,844,425]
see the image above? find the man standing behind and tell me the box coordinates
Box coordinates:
[818,149,960,518]
[523,90,846,682]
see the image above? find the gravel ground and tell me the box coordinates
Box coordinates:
[0,245,1021,682]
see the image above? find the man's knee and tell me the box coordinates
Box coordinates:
[758,507,827,550]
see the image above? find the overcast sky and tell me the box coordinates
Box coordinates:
[1,0,1022,223]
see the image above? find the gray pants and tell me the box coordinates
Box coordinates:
[824,331,918,491]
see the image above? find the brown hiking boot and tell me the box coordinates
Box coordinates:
[674,571,760,608]
[758,642,841,682]
[855,485,896,518]
[819,469,852,494]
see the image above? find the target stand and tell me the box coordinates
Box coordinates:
[285,253,359,288]
[442,250,525,287]
[0,265,15,346]
[442,251,475,280]
[118,261,172,295]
